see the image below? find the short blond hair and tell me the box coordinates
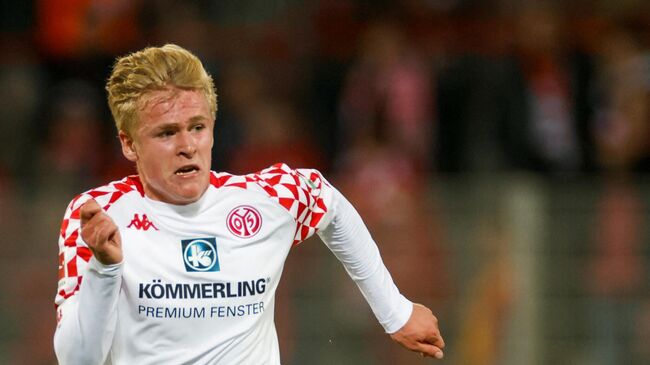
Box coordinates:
[106,44,217,136]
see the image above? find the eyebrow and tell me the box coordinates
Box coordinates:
[153,115,208,130]
[188,115,209,123]
[152,123,178,131]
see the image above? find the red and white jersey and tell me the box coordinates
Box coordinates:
[54,163,412,365]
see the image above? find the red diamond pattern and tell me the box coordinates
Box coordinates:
[55,164,332,309]
[212,163,333,246]
[54,176,141,309]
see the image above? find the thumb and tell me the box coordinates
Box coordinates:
[80,199,102,227]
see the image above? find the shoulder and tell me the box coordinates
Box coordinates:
[210,163,334,235]
[60,176,143,245]
[64,175,144,215]
[210,163,330,195]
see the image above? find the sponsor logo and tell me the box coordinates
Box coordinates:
[227,205,262,238]
[127,214,159,231]
[181,237,220,272]
[139,278,268,299]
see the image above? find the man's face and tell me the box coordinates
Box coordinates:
[119,88,214,205]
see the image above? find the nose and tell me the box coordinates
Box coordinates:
[176,131,196,157]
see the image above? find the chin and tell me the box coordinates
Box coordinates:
[176,185,207,204]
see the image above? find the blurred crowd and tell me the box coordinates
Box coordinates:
[1,0,649,186]
[1,0,650,364]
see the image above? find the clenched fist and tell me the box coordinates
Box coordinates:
[80,199,123,265]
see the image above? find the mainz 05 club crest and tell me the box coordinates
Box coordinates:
[227,205,262,238]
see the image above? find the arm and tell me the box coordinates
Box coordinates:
[317,189,445,359]
[54,258,122,364]
[54,199,123,364]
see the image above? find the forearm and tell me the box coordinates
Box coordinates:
[54,257,123,364]
[317,190,412,333]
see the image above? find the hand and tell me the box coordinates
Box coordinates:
[80,199,123,265]
[390,303,445,359]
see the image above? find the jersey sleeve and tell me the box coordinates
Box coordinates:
[317,188,413,334]
[55,194,93,309]
[250,164,412,331]
[54,192,124,365]
[292,167,335,240]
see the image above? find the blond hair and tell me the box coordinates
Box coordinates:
[106,44,217,136]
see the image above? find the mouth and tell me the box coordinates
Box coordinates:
[174,164,200,176]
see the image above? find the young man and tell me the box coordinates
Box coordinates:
[53,44,444,364]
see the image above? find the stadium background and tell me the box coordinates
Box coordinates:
[1,0,650,364]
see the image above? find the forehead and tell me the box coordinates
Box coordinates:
[137,88,211,126]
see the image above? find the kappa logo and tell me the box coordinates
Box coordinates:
[181,237,220,272]
[227,205,262,238]
[127,214,159,231]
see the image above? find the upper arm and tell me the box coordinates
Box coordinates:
[269,165,336,245]
[55,195,93,318]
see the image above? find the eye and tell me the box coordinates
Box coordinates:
[157,130,175,138]
[191,124,205,132]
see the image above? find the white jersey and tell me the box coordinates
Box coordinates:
[54,163,412,365]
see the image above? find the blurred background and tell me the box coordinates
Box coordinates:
[1,0,650,364]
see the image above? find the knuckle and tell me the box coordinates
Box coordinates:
[80,201,94,212]
[81,232,95,247]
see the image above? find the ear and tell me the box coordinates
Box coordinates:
[119,130,138,162]
[209,119,215,149]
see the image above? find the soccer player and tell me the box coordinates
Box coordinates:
[53,44,444,364]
